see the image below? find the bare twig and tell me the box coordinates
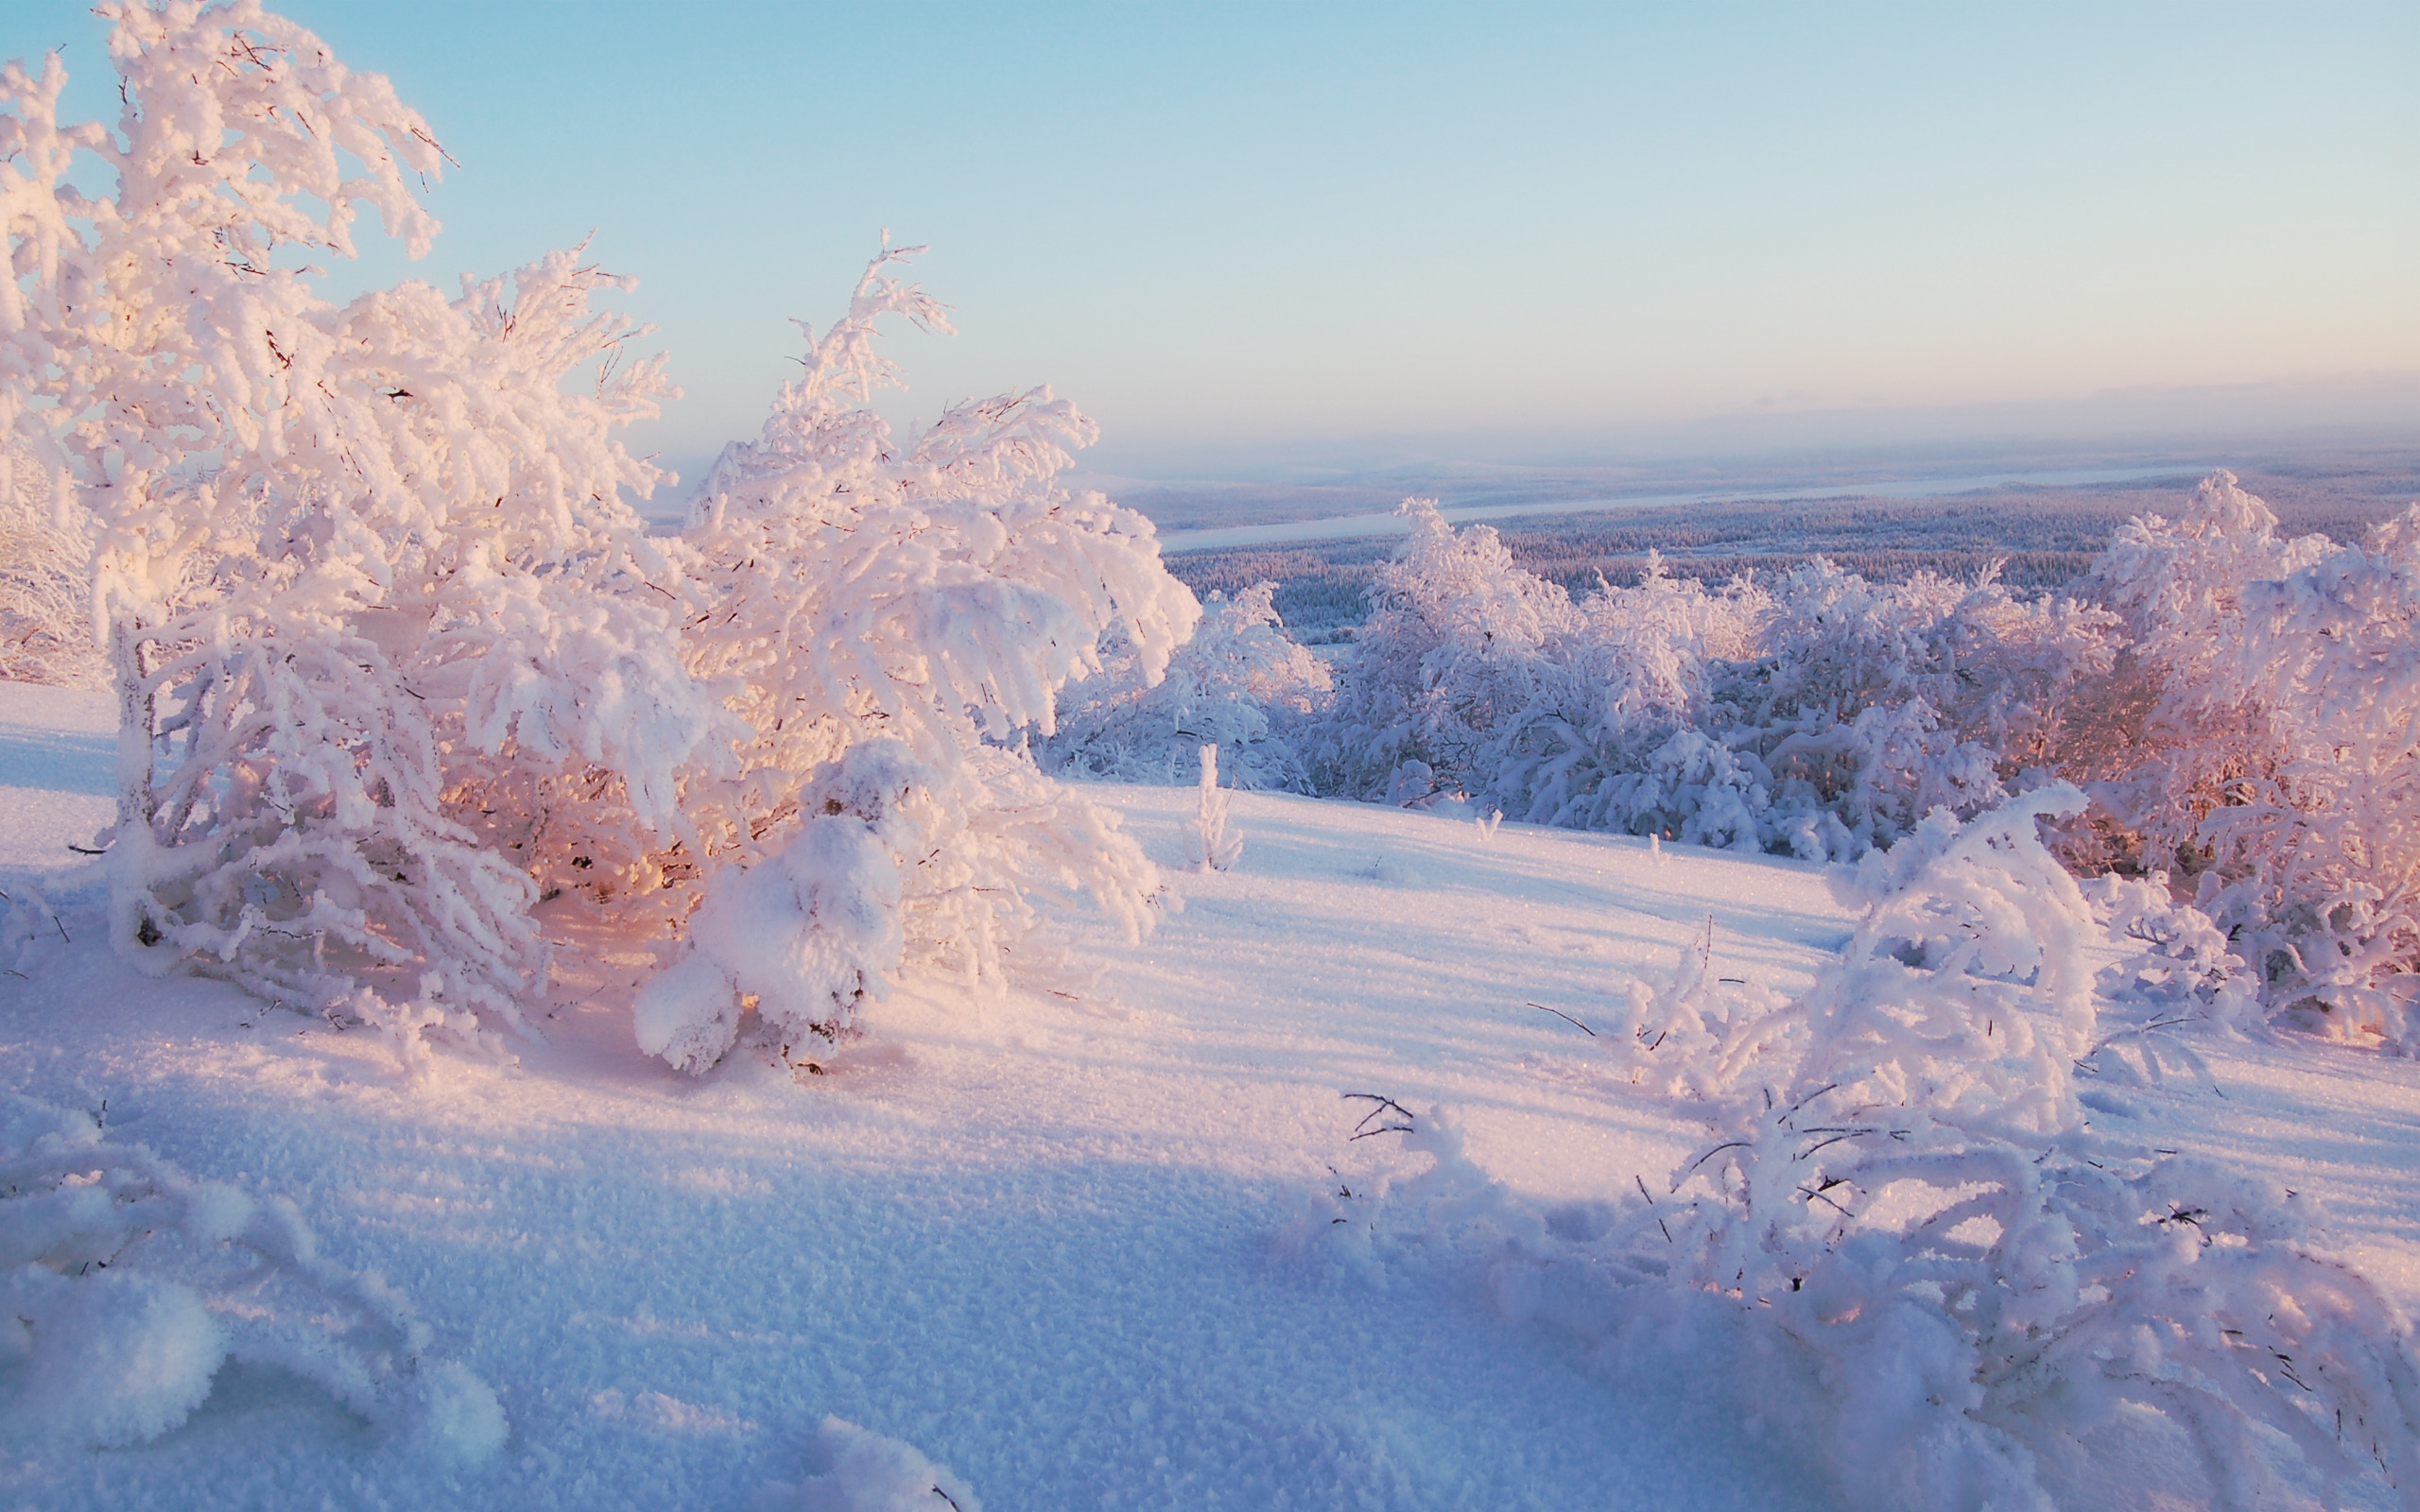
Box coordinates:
[1671,1140,1753,1194]
[1774,1083,1839,1125]
[1792,1127,1878,1162]
[1341,1091,1416,1140]
[2076,1015,2195,1069]
[1523,1002,1595,1037]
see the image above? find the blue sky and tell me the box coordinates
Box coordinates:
[11,2,2416,487]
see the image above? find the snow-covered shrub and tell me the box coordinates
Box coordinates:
[1616,919,1787,1101]
[1043,581,1330,792]
[1311,502,2114,860]
[1708,560,2115,856]
[2088,472,2420,1046]
[1461,553,1769,845]
[5,10,1194,1071]
[0,4,720,1047]
[2081,871,2263,1036]
[634,743,910,1074]
[0,1094,505,1461]
[1326,787,2420,1510]
[1307,501,1573,804]
[1184,745,1243,872]
[1632,787,2420,1507]
[637,247,1198,1072]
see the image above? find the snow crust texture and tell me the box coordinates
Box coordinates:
[752,1417,982,1512]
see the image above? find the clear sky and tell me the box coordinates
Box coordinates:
[9,1,2416,486]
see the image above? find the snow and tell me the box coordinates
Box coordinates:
[1,1267,224,1450]
[753,1417,984,1512]
[4,678,2417,1508]
[0,683,111,874]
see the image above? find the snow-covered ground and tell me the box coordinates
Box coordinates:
[4,680,2416,1510]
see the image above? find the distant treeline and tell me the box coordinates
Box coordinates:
[1166,476,2418,637]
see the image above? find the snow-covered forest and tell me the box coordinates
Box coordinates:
[1164,472,2420,639]
[5,5,2418,1510]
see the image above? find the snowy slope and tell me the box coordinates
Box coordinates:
[2,680,2415,1511]
[0,683,112,875]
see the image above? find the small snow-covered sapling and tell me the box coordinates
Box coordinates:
[1186,744,1243,872]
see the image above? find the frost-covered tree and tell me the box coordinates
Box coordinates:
[2084,472,2323,879]
[1043,580,1331,792]
[4,8,1204,1071]
[1309,501,1574,803]
[0,441,102,686]
[2216,508,2420,1042]
[1310,501,2113,860]
[1706,559,2114,857]
[0,2,720,1048]
[633,247,1199,1074]
[2089,472,2420,1046]
[1183,744,1242,872]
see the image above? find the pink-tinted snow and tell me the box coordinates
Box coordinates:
[3,682,2414,1510]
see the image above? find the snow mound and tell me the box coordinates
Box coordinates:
[752,1417,982,1512]
[0,1095,505,1462]
[636,811,905,1075]
[0,1265,222,1449]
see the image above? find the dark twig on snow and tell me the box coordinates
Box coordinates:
[1524,1002,1595,1036]
[1792,1127,1878,1162]
[1341,1092,1416,1140]
[2075,1015,2195,1070]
